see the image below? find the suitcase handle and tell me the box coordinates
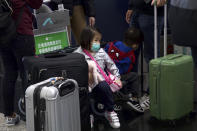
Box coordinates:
[44,52,67,58]
[58,79,78,96]
[154,2,168,58]
[167,54,183,60]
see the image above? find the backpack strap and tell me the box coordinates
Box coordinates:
[126,50,136,73]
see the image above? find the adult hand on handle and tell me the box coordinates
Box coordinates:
[89,17,96,27]
[151,0,167,7]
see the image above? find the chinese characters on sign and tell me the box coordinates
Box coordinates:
[37,40,62,54]
[34,31,69,55]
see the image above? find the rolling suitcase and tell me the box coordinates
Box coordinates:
[149,2,194,120]
[23,50,88,88]
[25,77,81,131]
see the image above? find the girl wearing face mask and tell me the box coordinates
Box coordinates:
[74,26,122,129]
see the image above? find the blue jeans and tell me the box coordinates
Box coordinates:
[130,12,164,65]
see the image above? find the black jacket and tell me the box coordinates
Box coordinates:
[128,0,163,16]
[62,0,95,17]
[169,0,197,47]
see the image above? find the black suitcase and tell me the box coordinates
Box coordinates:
[23,52,88,88]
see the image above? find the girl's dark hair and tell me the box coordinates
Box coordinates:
[80,26,101,50]
[123,27,144,46]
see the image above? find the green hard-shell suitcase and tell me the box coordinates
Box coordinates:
[149,54,194,120]
[149,2,194,120]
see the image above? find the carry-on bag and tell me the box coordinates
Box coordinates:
[23,50,88,88]
[25,77,81,131]
[149,2,194,120]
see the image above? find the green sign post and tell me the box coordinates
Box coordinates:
[34,30,69,55]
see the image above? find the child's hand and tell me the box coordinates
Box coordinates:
[115,79,122,88]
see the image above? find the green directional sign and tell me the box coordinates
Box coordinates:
[34,30,69,55]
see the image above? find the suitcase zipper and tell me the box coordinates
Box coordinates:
[39,69,47,79]
[38,66,69,80]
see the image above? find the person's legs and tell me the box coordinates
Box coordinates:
[12,34,35,121]
[121,72,140,98]
[0,46,18,117]
[191,47,197,102]
[12,34,35,92]
[121,72,144,112]
[70,5,87,44]
[138,14,164,64]
[0,42,21,126]
[137,14,163,95]
[92,81,120,128]
[191,47,197,68]
[0,34,35,125]
[92,81,114,112]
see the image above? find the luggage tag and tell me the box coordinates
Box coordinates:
[49,77,64,85]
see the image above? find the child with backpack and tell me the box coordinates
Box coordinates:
[74,26,121,129]
[105,27,149,112]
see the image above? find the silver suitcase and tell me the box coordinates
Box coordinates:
[25,77,81,131]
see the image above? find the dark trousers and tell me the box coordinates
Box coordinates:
[121,72,140,98]
[0,33,35,116]
[130,12,164,93]
[191,47,197,68]
[92,81,114,112]
[130,12,164,70]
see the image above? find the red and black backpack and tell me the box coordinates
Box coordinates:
[105,41,136,75]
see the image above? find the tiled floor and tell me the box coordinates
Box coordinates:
[0,106,196,131]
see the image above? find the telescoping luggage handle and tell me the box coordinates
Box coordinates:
[152,1,168,105]
[154,0,168,58]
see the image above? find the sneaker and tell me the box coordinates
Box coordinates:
[104,111,120,128]
[5,113,20,126]
[127,98,144,113]
[140,95,150,110]
[114,104,122,111]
